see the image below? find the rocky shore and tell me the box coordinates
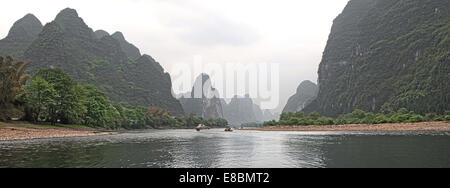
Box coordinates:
[246,122,450,132]
[0,123,117,141]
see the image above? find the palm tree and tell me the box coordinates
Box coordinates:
[0,56,31,121]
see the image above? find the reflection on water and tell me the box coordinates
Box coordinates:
[0,129,449,168]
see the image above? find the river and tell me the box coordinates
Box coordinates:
[0,129,449,168]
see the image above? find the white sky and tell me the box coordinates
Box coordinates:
[0,0,349,112]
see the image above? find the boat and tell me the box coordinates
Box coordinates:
[225,127,233,132]
[195,124,211,131]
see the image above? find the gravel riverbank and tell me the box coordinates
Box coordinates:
[245,121,450,132]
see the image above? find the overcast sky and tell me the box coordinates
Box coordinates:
[0,0,349,112]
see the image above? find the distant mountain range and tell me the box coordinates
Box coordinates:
[221,95,278,126]
[178,73,278,125]
[0,8,184,115]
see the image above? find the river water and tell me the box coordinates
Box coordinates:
[0,129,449,168]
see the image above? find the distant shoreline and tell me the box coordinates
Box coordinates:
[245,121,450,132]
[0,122,118,141]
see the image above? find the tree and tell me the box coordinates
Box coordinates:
[24,78,57,123]
[309,112,320,120]
[147,107,172,128]
[0,56,31,121]
[79,85,119,128]
[174,115,187,127]
[215,118,229,127]
[32,68,82,125]
[186,113,197,127]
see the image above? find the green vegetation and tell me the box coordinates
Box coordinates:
[264,109,449,127]
[0,9,184,115]
[1,57,227,129]
[304,0,450,117]
[0,56,31,121]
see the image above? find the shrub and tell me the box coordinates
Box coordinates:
[374,114,390,124]
[264,120,277,127]
[351,109,367,119]
[298,118,314,126]
[445,115,450,121]
[316,117,335,125]
[397,108,409,114]
[425,113,438,121]
[434,116,445,121]
[391,113,410,123]
[294,111,307,118]
[264,109,433,127]
[335,117,348,125]
[288,117,300,125]
[309,112,320,120]
[407,115,425,123]
[278,120,289,125]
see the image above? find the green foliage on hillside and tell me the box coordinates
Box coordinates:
[0,14,43,59]
[0,8,184,115]
[21,68,228,129]
[305,0,450,117]
[264,109,448,127]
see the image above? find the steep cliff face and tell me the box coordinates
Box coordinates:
[283,80,318,113]
[1,8,184,115]
[305,0,450,117]
[0,14,42,58]
[179,74,224,119]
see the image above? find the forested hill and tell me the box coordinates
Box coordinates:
[304,0,450,117]
[0,8,184,115]
[0,14,42,59]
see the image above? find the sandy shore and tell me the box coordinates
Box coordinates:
[0,123,118,141]
[245,121,450,132]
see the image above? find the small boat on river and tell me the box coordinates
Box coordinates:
[195,124,211,131]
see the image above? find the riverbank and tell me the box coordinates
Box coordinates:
[245,121,450,132]
[0,122,118,141]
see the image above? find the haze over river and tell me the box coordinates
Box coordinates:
[0,129,449,168]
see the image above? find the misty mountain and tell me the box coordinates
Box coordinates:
[262,109,279,122]
[179,74,224,119]
[283,80,318,113]
[221,95,276,125]
[222,95,256,125]
[304,0,450,117]
[0,14,42,59]
[0,8,184,115]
